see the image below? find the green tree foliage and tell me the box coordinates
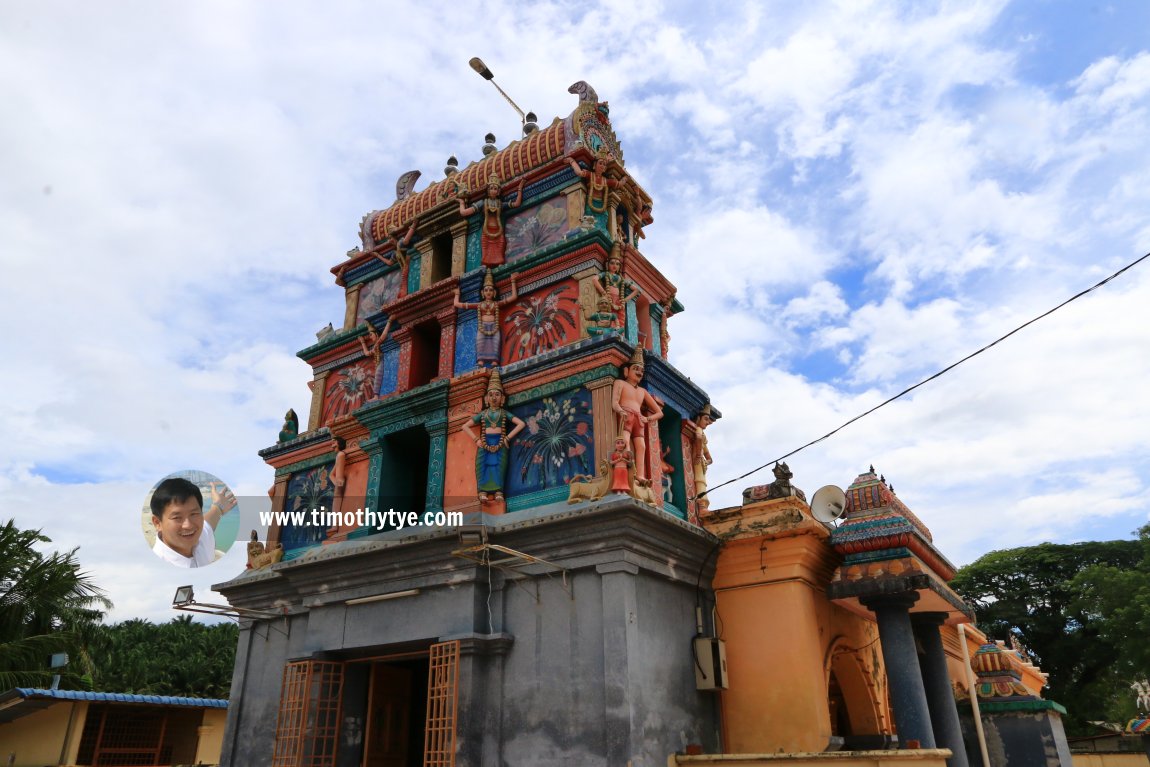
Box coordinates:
[951,534,1146,733]
[0,519,111,689]
[90,616,238,698]
[1071,525,1150,695]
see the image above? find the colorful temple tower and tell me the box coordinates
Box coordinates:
[217,82,1075,767]
[217,84,723,767]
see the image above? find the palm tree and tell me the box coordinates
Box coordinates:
[0,519,111,689]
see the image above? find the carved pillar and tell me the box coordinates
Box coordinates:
[424,421,447,516]
[343,284,362,330]
[392,327,413,394]
[415,239,434,291]
[914,613,970,767]
[450,221,468,277]
[266,473,291,547]
[436,307,456,380]
[359,436,385,531]
[860,593,936,749]
[587,376,616,474]
[308,371,330,431]
[564,186,586,230]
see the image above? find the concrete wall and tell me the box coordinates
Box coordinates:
[0,700,80,767]
[217,497,721,767]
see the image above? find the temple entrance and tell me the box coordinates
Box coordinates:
[829,644,884,747]
[361,658,429,767]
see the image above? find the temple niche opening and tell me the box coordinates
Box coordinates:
[219,80,1076,767]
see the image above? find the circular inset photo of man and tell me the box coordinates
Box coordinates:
[142,470,240,568]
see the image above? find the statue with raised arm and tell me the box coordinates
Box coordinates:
[454,269,518,369]
[357,316,394,397]
[611,346,663,481]
[567,152,622,215]
[461,369,526,504]
[458,174,524,267]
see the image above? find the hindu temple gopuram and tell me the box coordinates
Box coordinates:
[215,83,1077,767]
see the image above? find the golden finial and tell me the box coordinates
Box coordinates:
[483,269,496,290]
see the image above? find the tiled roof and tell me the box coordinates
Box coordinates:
[13,688,228,708]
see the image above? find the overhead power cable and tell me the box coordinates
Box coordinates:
[699,249,1150,500]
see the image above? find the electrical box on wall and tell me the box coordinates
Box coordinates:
[693,636,728,690]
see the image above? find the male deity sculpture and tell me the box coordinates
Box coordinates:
[611,346,663,481]
[685,404,714,512]
[461,369,526,504]
[454,269,518,369]
[458,174,524,267]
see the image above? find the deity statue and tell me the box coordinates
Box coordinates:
[611,346,663,481]
[584,294,621,338]
[684,404,714,512]
[659,294,675,358]
[567,153,622,215]
[379,218,419,296]
[329,437,347,514]
[609,436,634,494]
[357,316,395,397]
[454,269,518,369]
[278,409,298,443]
[461,369,526,504]
[458,174,524,267]
[595,244,639,330]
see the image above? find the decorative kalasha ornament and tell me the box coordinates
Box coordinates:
[595,243,639,330]
[454,269,519,369]
[278,409,299,443]
[461,368,526,504]
[357,316,394,397]
[609,436,634,494]
[611,346,663,481]
[458,173,525,267]
[567,150,622,215]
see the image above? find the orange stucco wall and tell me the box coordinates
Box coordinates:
[705,498,893,754]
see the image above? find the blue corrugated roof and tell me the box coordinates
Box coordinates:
[14,688,227,708]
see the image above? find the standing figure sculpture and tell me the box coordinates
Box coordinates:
[357,316,394,397]
[459,174,524,267]
[611,346,663,482]
[595,244,638,330]
[567,153,622,214]
[454,269,518,369]
[685,404,714,513]
[609,436,634,494]
[380,218,418,296]
[461,369,525,504]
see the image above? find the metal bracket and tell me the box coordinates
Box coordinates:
[452,543,573,601]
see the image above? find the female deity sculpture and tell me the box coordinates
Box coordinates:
[609,436,634,494]
[461,369,526,504]
[357,316,394,397]
[453,269,518,369]
[594,244,639,330]
[458,174,524,267]
[567,153,622,215]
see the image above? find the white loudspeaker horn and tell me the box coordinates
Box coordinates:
[811,485,848,526]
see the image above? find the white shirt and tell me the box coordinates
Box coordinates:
[152,522,217,568]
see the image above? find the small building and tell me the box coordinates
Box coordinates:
[0,687,227,767]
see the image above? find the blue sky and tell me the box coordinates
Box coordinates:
[2,0,1148,622]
